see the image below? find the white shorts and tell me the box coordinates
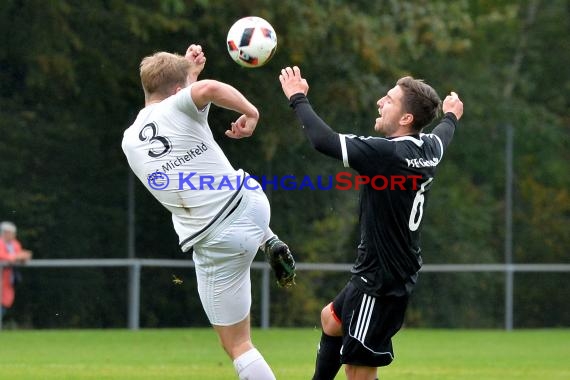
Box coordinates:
[192,186,272,326]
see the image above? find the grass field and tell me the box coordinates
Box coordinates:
[0,328,568,379]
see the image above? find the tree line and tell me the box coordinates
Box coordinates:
[0,0,568,328]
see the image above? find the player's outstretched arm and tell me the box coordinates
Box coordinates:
[279,66,342,160]
[191,80,259,139]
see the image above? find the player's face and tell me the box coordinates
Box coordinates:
[374,85,408,136]
[1,230,15,242]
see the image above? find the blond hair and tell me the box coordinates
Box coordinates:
[140,52,190,100]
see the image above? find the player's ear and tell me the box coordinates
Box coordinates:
[174,81,188,94]
[400,113,414,127]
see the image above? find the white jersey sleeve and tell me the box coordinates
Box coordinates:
[173,85,210,119]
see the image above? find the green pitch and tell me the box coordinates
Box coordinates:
[0,328,568,379]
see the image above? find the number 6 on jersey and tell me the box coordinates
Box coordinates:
[409,177,433,231]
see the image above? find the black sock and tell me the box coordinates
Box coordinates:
[312,332,343,380]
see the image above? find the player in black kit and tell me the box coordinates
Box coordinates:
[279,66,464,380]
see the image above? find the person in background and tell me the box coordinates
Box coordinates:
[0,221,32,318]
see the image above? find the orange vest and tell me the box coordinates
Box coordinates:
[0,239,22,308]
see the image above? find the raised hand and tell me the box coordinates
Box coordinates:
[442,91,464,120]
[279,66,309,99]
[185,44,206,82]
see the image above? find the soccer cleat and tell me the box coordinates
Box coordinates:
[263,236,296,288]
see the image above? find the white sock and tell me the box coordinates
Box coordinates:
[233,348,276,380]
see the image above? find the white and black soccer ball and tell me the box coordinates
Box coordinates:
[227,16,277,68]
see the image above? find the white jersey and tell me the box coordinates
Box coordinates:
[122,84,245,252]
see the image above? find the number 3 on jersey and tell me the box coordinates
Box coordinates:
[139,122,172,158]
[409,177,433,232]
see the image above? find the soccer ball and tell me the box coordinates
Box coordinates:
[227,16,277,68]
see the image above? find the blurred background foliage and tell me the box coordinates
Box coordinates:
[0,0,568,329]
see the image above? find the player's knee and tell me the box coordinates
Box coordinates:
[320,304,332,329]
[344,364,377,380]
[320,304,329,325]
[216,328,253,359]
[220,338,253,360]
[321,303,342,336]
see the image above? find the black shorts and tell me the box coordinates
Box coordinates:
[331,281,409,367]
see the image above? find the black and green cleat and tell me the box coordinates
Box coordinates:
[263,236,296,288]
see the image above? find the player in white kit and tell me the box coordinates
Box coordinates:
[122,45,295,380]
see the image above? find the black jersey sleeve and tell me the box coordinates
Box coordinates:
[430,112,458,152]
[289,94,394,173]
[289,93,342,160]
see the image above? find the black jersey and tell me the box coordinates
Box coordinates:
[289,93,457,297]
[341,125,454,296]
